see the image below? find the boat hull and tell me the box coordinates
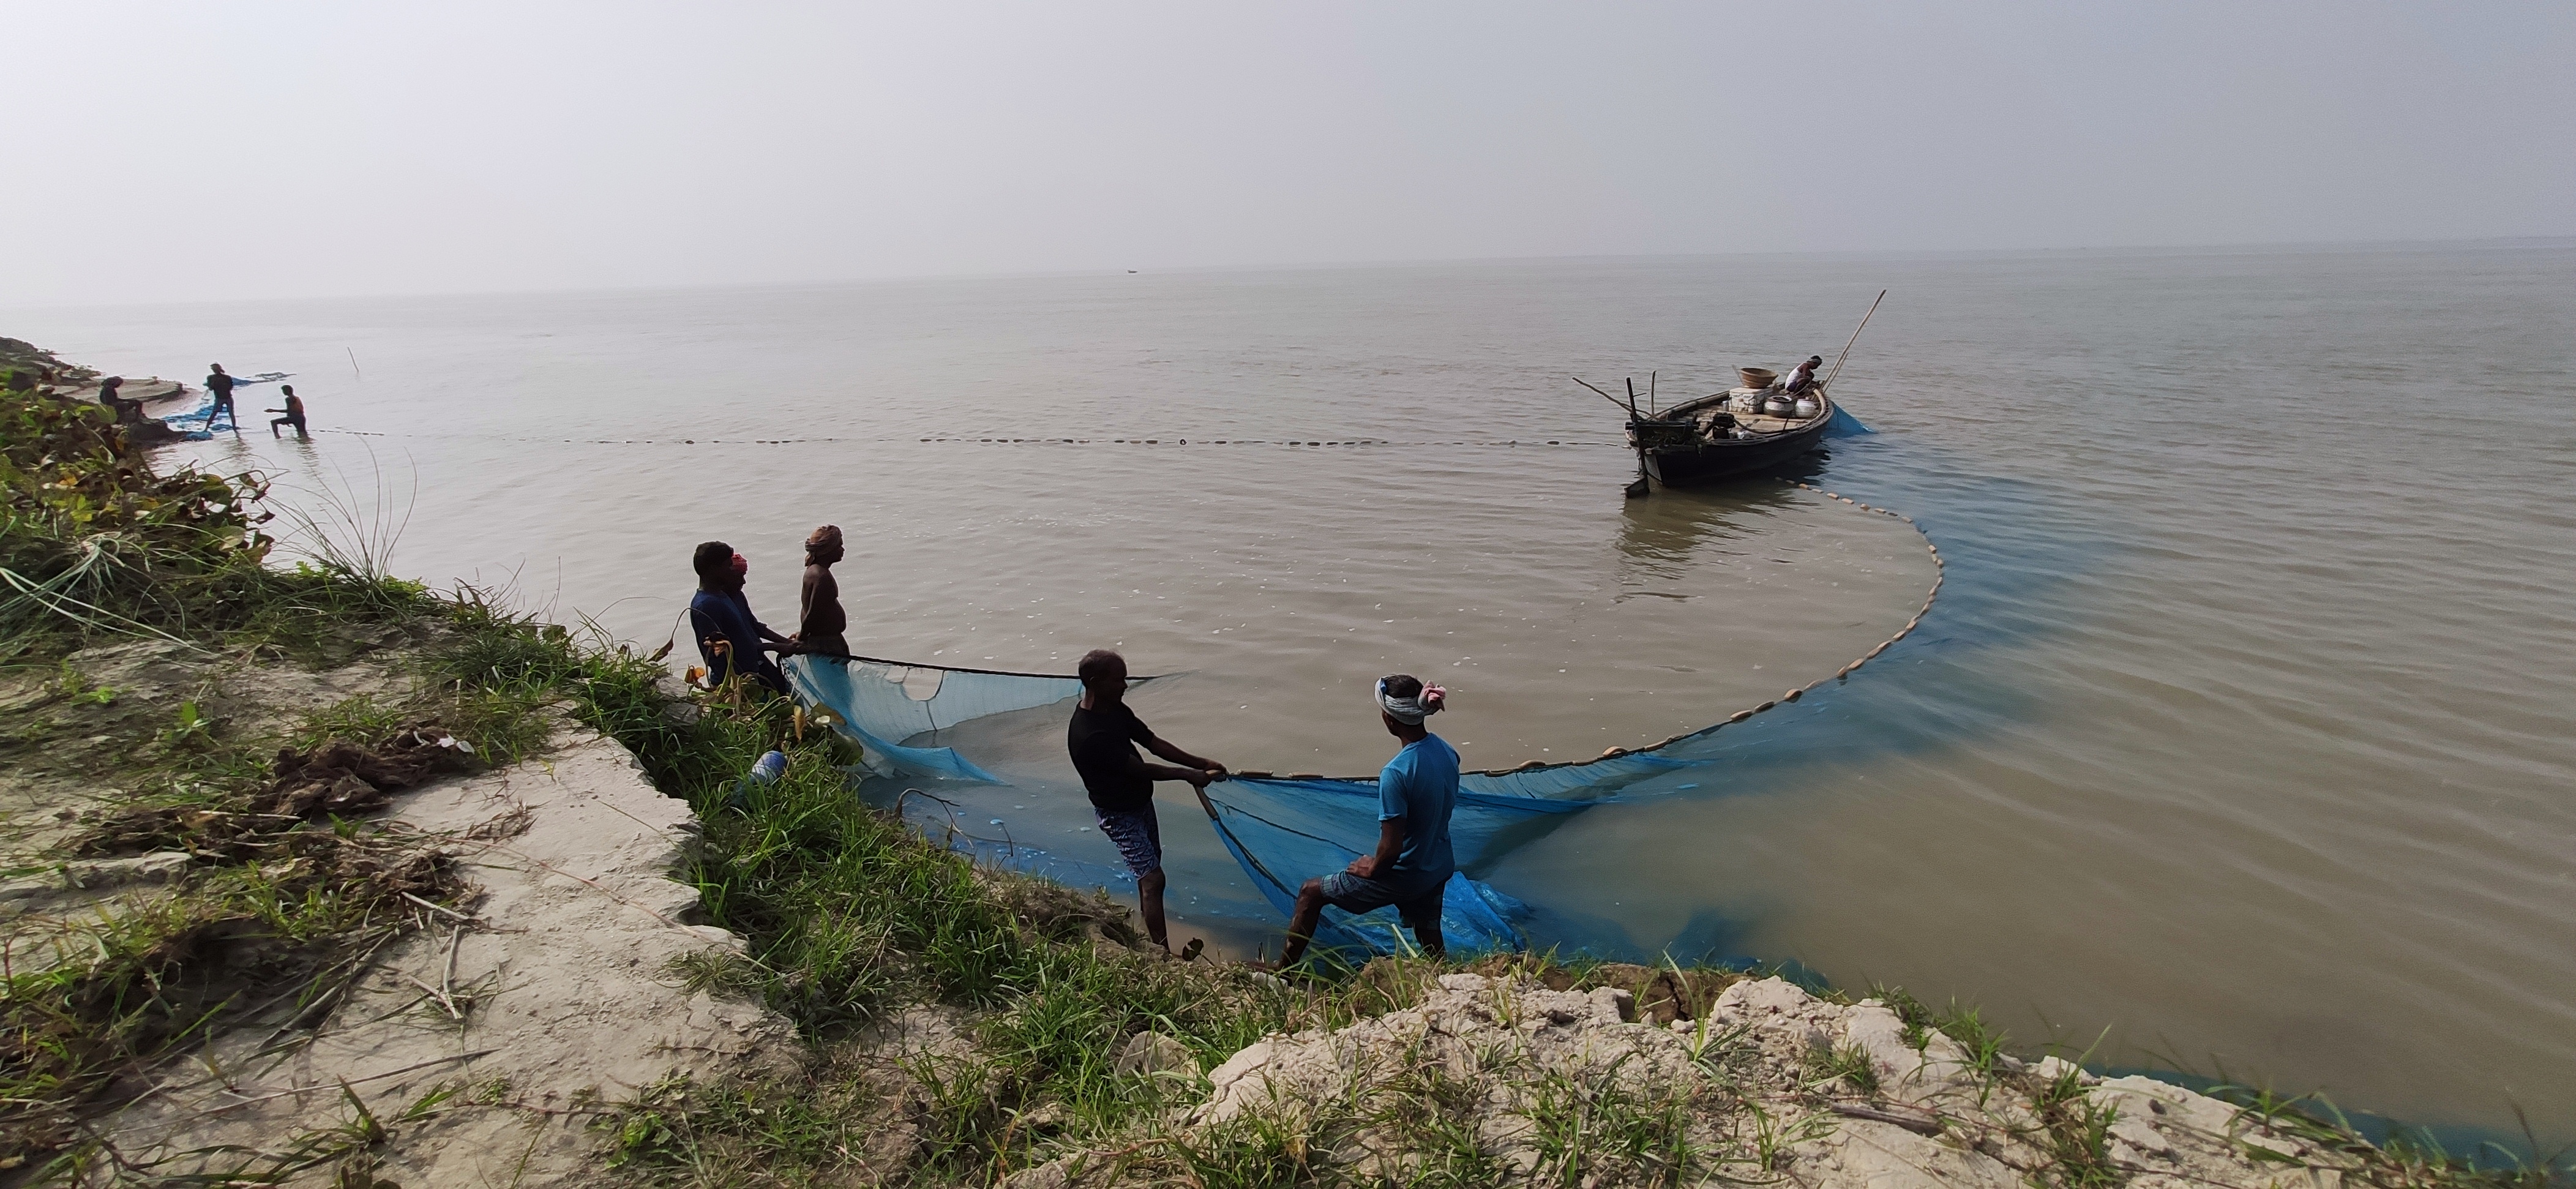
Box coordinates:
[1636,412,1832,487]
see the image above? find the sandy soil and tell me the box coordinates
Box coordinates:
[100,732,793,1185]
[1012,972,2354,1189]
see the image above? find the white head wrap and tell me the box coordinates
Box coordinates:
[1377,677,1447,724]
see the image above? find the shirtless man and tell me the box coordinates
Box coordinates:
[267,386,309,438]
[796,524,850,658]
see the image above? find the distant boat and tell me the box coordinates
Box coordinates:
[1621,383,1835,490]
[1604,291,1886,493]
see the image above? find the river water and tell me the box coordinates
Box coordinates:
[12,242,2572,1144]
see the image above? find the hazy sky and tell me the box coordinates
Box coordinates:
[8,1,2570,306]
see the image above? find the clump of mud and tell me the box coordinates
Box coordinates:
[73,724,476,857]
[984,870,1147,949]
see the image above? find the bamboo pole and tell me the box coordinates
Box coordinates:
[1822,289,1887,391]
[1573,376,1636,417]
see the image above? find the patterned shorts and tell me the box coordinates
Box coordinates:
[1095,806,1163,878]
[1320,869,1447,925]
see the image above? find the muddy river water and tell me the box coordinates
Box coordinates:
[17,241,2573,1143]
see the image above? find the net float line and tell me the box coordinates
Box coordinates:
[293,427,1944,783]
[313,428,1625,449]
[1234,477,1944,782]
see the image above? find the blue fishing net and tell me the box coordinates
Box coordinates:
[157,396,230,438]
[787,655,1085,784]
[780,406,1885,959]
[1205,775,1571,956]
[152,374,289,438]
[785,653,1688,957]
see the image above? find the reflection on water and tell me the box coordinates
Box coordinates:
[20,241,2575,1142]
[1612,454,1835,574]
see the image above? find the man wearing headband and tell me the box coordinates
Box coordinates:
[687,540,795,694]
[1066,649,1227,955]
[1277,673,1458,966]
[795,525,850,659]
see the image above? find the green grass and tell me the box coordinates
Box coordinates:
[0,377,691,1174]
[593,713,1330,1183]
[1802,1040,1882,1100]
[2029,1059,2122,1189]
[1527,1059,1702,1188]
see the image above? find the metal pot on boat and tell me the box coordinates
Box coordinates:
[1792,397,1819,418]
[1762,394,1796,417]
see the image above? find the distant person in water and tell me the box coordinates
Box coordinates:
[267,385,309,438]
[1067,649,1226,955]
[1780,355,1824,394]
[1276,674,1456,967]
[204,364,237,430]
[795,525,850,658]
[687,541,795,695]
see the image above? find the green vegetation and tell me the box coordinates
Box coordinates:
[0,378,672,1174]
[596,722,1357,1184]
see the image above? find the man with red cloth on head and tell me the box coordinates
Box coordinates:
[688,540,798,695]
[1276,674,1458,966]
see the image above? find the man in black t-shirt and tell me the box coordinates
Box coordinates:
[204,363,238,431]
[1067,648,1224,954]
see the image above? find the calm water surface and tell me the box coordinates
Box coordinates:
[13,243,2572,1141]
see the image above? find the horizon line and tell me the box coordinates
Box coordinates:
[9,233,2570,316]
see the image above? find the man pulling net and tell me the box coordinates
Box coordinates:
[1066,649,1228,956]
[1276,674,1457,966]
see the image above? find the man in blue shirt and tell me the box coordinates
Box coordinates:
[687,540,795,695]
[1278,673,1457,966]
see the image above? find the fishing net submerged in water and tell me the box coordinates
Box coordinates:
[787,654,1703,956]
[781,408,1893,958]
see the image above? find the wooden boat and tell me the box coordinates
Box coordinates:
[1624,384,1835,489]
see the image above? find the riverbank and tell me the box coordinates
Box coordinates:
[0,347,2554,1187]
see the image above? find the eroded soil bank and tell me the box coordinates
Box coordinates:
[1,636,795,1184]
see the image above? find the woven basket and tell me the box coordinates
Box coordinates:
[1739,367,1779,389]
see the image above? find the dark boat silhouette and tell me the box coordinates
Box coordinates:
[1623,384,1835,490]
